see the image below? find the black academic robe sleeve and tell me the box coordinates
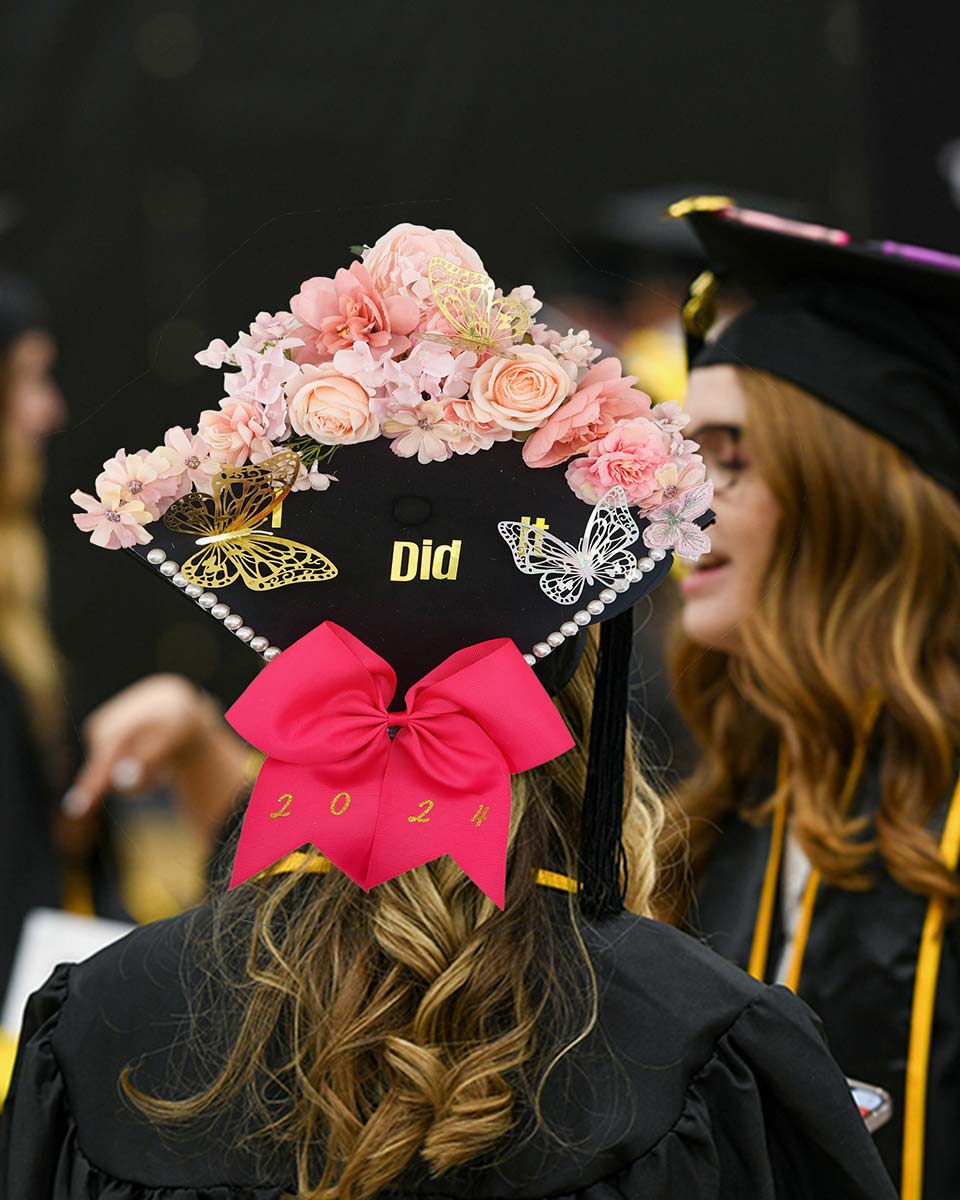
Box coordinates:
[0,671,60,1000]
[0,956,896,1200]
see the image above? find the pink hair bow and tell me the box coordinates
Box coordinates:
[226,622,574,907]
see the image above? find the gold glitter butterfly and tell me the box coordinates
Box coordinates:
[419,255,531,357]
[162,450,337,591]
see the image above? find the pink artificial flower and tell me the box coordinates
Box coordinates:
[198,399,274,467]
[332,342,390,395]
[651,400,690,435]
[161,426,220,494]
[286,363,380,445]
[378,342,469,413]
[381,400,465,464]
[361,223,485,308]
[564,417,675,507]
[96,448,176,519]
[290,261,419,363]
[522,358,652,469]
[468,344,572,432]
[248,310,299,343]
[224,345,299,440]
[442,394,512,454]
[643,481,714,560]
[71,483,152,549]
[291,465,339,493]
[642,457,707,511]
[195,338,233,369]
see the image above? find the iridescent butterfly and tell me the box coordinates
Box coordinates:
[162,450,337,591]
[418,255,531,358]
[497,487,639,606]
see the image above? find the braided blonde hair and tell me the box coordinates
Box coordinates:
[124,628,663,1197]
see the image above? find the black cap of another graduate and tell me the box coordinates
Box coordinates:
[672,196,960,499]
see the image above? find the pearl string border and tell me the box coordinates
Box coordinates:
[143,544,668,671]
[144,547,283,663]
[520,547,667,668]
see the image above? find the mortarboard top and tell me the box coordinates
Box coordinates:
[673,197,960,498]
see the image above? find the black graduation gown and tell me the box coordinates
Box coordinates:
[691,750,959,1197]
[0,894,894,1200]
[0,668,61,1000]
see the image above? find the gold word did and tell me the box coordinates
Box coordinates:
[390,539,462,582]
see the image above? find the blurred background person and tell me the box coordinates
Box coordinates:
[663,201,960,1200]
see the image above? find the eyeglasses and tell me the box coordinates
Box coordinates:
[690,423,748,494]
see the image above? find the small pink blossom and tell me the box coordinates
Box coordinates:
[381,400,465,464]
[565,418,675,507]
[161,426,220,494]
[643,481,714,560]
[332,342,390,395]
[224,345,299,440]
[198,399,274,467]
[195,338,233,369]
[651,401,690,435]
[378,342,469,413]
[290,261,419,363]
[522,358,652,469]
[507,284,542,318]
[291,465,339,493]
[71,483,153,549]
[248,310,298,343]
[442,393,513,454]
[643,457,708,511]
[96,449,174,519]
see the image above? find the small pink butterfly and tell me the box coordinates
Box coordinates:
[642,481,714,560]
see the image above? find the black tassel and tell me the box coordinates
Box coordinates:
[578,607,633,919]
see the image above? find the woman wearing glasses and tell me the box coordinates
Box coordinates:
[663,201,960,1200]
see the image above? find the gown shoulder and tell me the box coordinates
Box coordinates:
[0,904,897,1199]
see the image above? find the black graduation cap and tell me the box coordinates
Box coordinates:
[672,196,960,499]
[85,226,716,915]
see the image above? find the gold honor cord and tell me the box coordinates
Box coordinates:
[261,853,579,896]
[747,696,884,985]
[901,771,960,1200]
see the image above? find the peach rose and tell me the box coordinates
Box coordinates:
[522,358,652,468]
[565,418,675,506]
[362,223,485,306]
[287,363,379,445]
[468,345,572,432]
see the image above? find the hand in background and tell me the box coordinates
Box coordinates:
[61,675,253,852]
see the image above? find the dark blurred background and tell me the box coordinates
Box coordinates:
[0,0,956,724]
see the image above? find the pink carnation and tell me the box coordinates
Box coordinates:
[198,399,274,467]
[522,358,652,469]
[565,418,675,507]
[71,483,153,549]
[290,261,419,364]
[361,224,485,310]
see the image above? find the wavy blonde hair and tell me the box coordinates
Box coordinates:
[667,369,960,913]
[124,627,663,1198]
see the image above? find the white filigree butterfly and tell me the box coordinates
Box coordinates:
[498,487,639,606]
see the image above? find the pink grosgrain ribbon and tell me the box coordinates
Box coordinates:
[225,622,574,907]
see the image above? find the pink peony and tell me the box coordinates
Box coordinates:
[290,261,419,363]
[286,363,379,445]
[468,344,572,432]
[361,224,485,309]
[71,482,153,549]
[565,418,676,507]
[522,358,652,469]
[198,399,274,467]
